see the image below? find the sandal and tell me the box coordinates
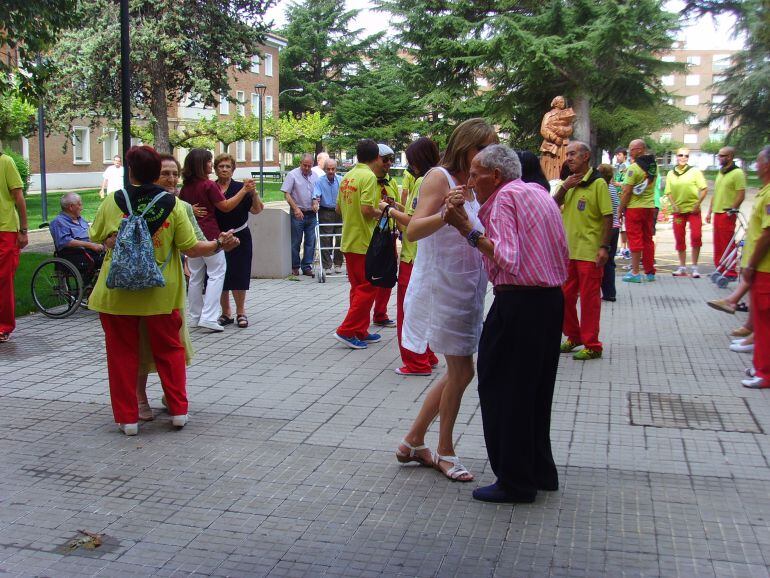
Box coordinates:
[236,314,248,328]
[218,315,234,326]
[0,333,9,343]
[433,453,474,482]
[395,439,433,467]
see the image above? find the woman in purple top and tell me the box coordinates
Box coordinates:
[180,149,250,332]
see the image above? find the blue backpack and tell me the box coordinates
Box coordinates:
[106,191,174,290]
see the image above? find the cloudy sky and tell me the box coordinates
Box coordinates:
[266,0,744,51]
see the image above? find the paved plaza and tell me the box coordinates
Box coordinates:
[2,219,770,577]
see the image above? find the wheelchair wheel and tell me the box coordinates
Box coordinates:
[31,258,84,318]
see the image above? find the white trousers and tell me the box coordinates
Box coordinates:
[187,252,226,325]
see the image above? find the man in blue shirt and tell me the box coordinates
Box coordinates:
[313,157,343,274]
[49,192,105,279]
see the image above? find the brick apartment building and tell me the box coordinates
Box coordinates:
[651,43,735,169]
[22,33,286,190]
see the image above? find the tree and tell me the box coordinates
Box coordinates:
[684,0,769,153]
[266,112,334,155]
[44,0,274,153]
[591,103,688,156]
[330,45,426,152]
[278,0,380,151]
[1,1,78,100]
[0,88,36,146]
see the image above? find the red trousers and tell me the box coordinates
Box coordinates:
[562,259,604,351]
[397,261,438,372]
[373,285,392,323]
[100,310,188,423]
[751,271,770,381]
[337,252,379,339]
[672,212,703,252]
[713,212,738,277]
[0,232,20,334]
[625,208,656,274]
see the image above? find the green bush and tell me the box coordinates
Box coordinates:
[2,148,30,193]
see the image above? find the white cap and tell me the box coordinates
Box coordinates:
[378,144,394,157]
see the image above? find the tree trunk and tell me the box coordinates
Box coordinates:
[149,75,171,153]
[571,92,591,146]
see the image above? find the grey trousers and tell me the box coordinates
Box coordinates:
[318,207,343,269]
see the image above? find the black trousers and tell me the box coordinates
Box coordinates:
[601,228,620,300]
[477,286,563,499]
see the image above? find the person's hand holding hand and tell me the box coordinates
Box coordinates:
[243,179,257,193]
[443,198,470,232]
[218,230,240,252]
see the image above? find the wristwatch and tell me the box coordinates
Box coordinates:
[466,229,483,248]
[214,238,223,253]
[19,228,27,234]
[599,244,611,251]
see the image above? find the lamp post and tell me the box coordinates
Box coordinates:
[254,83,267,199]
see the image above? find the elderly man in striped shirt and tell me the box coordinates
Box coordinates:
[443,144,569,504]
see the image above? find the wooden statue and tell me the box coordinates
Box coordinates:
[539,96,576,181]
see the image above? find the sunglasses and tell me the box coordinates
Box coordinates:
[718,154,728,157]
[676,154,689,158]
[382,155,395,163]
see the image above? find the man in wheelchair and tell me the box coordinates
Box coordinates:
[49,192,106,284]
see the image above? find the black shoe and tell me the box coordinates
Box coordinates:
[302,268,314,277]
[602,296,616,302]
[472,482,536,503]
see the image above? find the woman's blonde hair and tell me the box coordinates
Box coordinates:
[214,153,237,169]
[440,118,498,175]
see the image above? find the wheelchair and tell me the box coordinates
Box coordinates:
[30,248,103,319]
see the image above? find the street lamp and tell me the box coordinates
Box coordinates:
[254,83,267,199]
[278,87,303,97]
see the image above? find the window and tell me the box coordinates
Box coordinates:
[219,94,229,115]
[102,128,119,163]
[686,55,701,66]
[662,55,675,62]
[684,133,698,144]
[662,75,674,87]
[251,93,260,117]
[236,140,246,162]
[251,140,261,161]
[264,53,273,77]
[236,91,245,116]
[709,118,728,133]
[712,54,731,70]
[685,74,700,86]
[72,127,90,164]
[684,94,699,106]
[713,74,727,84]
[250,55,260,74]
[265,95,273,117]
[265,137,274,161]
[687,114,699,125]
[712,94,726,104]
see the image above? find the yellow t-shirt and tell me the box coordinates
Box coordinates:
[744,183,770,273]
[562,169,613,262]
[339,163,378,255]
[401,171,415,205]
[713,166,746,213]
[0,154,24,232]
[399,175,423,264]
[88,194,198,315]
[664,166,707,214]
[623,162,655,209]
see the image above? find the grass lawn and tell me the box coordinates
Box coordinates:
[13,252,50,317]
[24,182,286,228]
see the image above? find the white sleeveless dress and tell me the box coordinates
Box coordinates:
[402,168,488,356]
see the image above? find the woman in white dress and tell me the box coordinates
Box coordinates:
[395,119,498,482]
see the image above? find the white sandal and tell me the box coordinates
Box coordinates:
[433,453,474,482]
[395,439,432,467]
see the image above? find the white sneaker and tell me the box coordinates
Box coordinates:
[690,267,700,278]
[672,267,688,277]
[118,423,138,436]
[198,320,224,332]
[334,267,343,274]
[324,268,332,276]
[730,341,754,353]
[171,414,188,428]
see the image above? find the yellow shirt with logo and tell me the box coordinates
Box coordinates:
[623,162,656,209]
[399,175,423,264]
[562,169,613,262]
[0,154,24,232]
[743,183,770,273]
[712,166,746,213]
[664,166,707,214]
[339,163,379,255]
[401,171,415,205]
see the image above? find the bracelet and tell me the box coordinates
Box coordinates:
[214,238,222,253]
[600,244,611,251]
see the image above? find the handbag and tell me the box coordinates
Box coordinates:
[365,208,398,288]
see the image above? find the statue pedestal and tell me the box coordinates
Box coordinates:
[249,207,292,278]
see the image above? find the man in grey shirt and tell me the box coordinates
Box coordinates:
[282,153,319,275]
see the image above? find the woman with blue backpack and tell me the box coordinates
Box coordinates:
[88,146,239,436]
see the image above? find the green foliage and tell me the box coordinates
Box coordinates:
[1,1,79,102]
[266,112,334,155]
[592,104,689,154]
[0,88,36,143]
[279,0,381,121]
[2,148,30,193]
[700,138,724,155]
[45,0,274,152]
[13,253,51,318]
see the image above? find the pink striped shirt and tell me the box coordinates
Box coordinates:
[477,179,569,287]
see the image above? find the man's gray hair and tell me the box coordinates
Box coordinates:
[301,153,314,163]
[60,192,81,210]
[323,157,337,169]
[474,144,522,182]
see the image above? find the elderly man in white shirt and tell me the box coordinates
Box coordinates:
[99,155,124,199]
